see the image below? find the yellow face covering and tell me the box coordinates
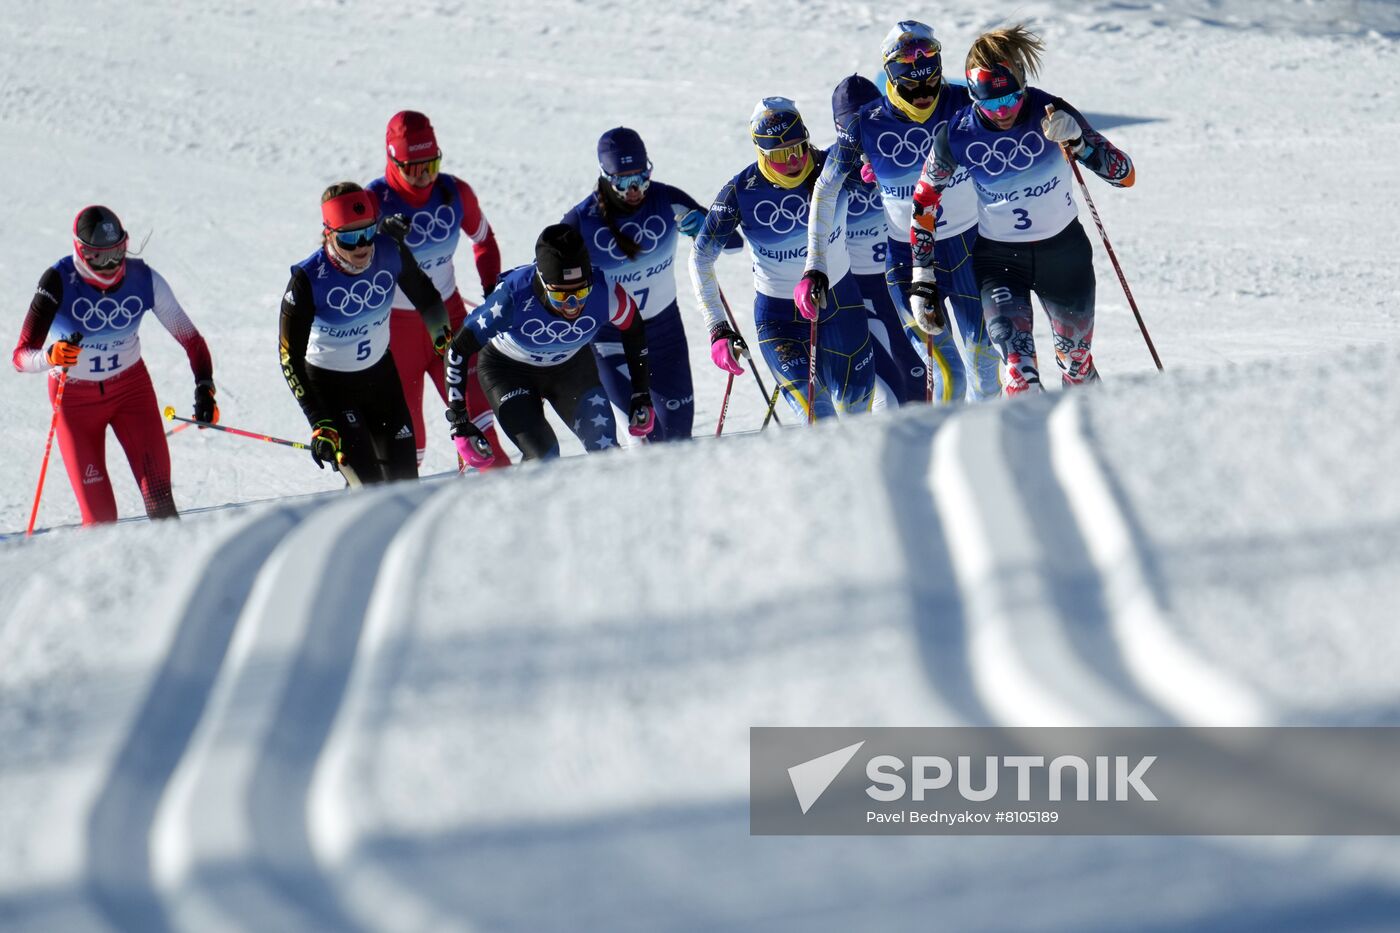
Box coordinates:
[757,148,815,189]
[884,77,942,124]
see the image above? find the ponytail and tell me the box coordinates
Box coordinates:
[965,24,1046,85]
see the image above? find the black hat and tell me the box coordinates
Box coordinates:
[535,224,591,288]
[832,74,881,129]
[74,205,126,248]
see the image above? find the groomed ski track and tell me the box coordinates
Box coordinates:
[10,377,1354,933]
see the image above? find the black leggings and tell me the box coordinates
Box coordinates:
[304,353,417,486]
[973,219,1099,393]
[475,344,618,460]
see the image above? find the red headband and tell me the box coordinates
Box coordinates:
[321,190,379,230]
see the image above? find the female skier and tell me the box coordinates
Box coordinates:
[804,21,1001,404]
[910,24,1135,393]
[12,205,216,525]
[691,97,873,421]
[560,127,720,441]
[366,110,510,468]
[830,74,926,407]
[442,224,654,462]
[278,182,454,486]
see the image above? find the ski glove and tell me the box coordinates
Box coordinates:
[446,409,495,470]
[432,324,453,360]
[193,380,219,426]
[794,270,828,321]
[381,213,411,243]
[628,392,656,438]
[46,337,82,368]
[1041,109,1087,156]
[709,322,748,375]
[310,419,344,470]
[860,160,877,185]
[676,209,706,238]
[909,270,946,336]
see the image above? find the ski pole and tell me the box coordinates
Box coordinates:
[1047,105,1163,372]
[760,384,782,430]
[165,421,192,438]
[26,332,82,537]
[161,406,309,450]
[717,287,781,426]
[807,315,819,425]
[714,372,735,437]
[925,333,935,403]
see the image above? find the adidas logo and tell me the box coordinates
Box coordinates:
[82,464,103,486]
[394,424,413,439]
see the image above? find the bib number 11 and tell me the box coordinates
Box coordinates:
[89,353,120,374]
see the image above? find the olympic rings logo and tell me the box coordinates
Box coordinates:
[875,127,933,168]
[405,205,458,247]
[593,214,669,261]
[752,194,809,235]
[963,132,1046,176]
[326,270,396,318]
[847,184,881,216]
[519,314,599,343]
[70,295,144,330]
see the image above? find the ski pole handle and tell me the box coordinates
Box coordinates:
[162,406,310,450]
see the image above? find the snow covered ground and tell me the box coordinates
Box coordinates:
[3,1,1400,930]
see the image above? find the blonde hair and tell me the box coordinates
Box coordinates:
[965,24,1046,85]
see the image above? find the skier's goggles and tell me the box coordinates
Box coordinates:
[79,240,127,270]
[332,224,378,248]
[974,89,1025,117]
[887,37,941,64]
[762,142,807,164]
[541,279,592,310]
[393,154,442,177]
[605,166,652,194]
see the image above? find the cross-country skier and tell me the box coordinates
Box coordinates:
[801,21,1001,405]
[910,24,1135,393]
[366,111,510,468]
[11,205,216,525]
[560,127,714,442]
[831,74,927,407]
[690,97,873,420]
[278,181,454,486]
[441,224,654,462]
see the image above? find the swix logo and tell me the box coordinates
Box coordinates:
[500,388,530,403]
[82,464,103,485]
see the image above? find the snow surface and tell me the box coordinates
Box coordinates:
[3,0,1400,930]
